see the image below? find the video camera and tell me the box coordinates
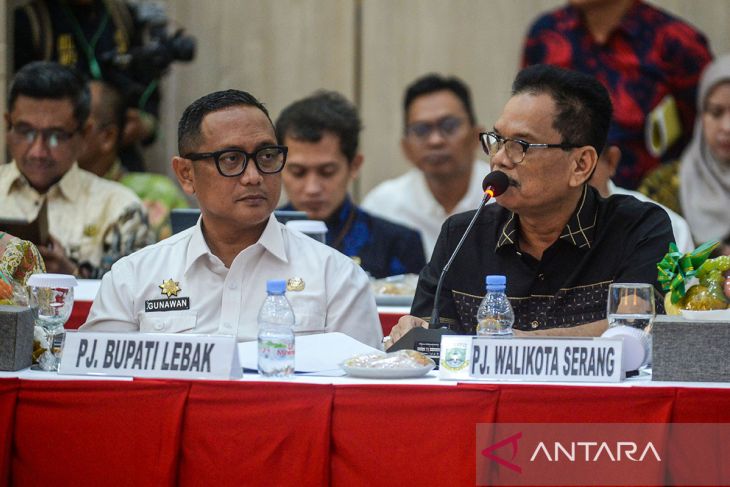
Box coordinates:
[99,2,195,90]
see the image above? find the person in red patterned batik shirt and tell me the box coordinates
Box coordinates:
[522,0,713,189]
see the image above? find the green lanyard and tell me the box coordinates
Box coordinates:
[59,0,110,80]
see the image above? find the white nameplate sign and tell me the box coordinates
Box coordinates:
[59,331,242,380]
[439,336,623,383]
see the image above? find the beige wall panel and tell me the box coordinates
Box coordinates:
[155,0,356,177]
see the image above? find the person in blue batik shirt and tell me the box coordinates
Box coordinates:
[277,90,426,279]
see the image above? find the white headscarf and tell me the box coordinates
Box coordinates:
[679,54,730,243]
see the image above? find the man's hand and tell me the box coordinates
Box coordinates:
[38,237,78,275]
[384,315,429,350]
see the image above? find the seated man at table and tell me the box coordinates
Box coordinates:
[276,90,426,278]
[0,61,150,278]
[387,64,673,345]
[81,89,383,348]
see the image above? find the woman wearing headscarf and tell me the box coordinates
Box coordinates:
[640,54,730,250]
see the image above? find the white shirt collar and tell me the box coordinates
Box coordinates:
[184,213,288,274]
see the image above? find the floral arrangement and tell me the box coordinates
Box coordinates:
[657,241,730,314]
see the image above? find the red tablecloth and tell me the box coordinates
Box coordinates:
[3,378,730,486]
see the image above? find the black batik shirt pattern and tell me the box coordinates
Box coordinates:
[411,186,673,333]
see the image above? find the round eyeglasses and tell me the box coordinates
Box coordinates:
[479,131,580,164]
[183,145,288,177]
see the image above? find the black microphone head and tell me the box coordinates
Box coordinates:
[481,171,510,196]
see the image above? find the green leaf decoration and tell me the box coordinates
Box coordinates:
[657,240,719,304]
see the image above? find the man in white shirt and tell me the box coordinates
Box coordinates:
[0,61,149,278]
[590,145,694,253]
[81,89,382,348]
[361,74,490,258]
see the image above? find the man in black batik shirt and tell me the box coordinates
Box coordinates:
[387,65,673,343]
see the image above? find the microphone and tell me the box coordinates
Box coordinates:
[429,170,510,328]
[388,171,510,364]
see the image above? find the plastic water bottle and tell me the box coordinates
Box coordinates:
[476,275,514,337]
[257,280,296,377]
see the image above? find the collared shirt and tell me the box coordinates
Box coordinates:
[411,186,673,333]
[280,197,426,279]
[0,161,150,277]
[362,159,491,259]
[81,214,383,348]
[522,0,712,189]
[608,181,694,253]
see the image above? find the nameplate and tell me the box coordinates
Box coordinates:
[58,331,242,380]
[438,336,623,383]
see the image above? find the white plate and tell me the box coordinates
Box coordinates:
[680,309,730,321]
[375,294,414,306]
[341,363,435,379]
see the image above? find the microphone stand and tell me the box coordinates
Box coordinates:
[429,189,494,329]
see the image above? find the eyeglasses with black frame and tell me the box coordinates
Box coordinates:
[479,131,580,164]
[183,145,288,177]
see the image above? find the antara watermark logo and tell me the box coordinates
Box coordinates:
[476,423,674,486]
[529,439,661,463]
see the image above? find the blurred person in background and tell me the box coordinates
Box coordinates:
[362,74,489,259]
[640,54,730,253]
[523,0,712,189]
[14,0,195,171]
[276,90,425,278]
[589,145,693,253]
[0,62,149,277]
[79,79,189,241]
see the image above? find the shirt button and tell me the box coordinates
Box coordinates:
[154,322,164,331]
[538,273,545,281]
[222,322,232,330]
[228,282,238,290]
[531,320,540,329]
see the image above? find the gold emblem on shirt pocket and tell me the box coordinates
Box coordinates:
[83,224,98,237]
[138,311,197,334]
[287,277,305,292]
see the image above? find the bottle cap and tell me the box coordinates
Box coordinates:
[27,273,78,288]
[485,275,506,287]
[266,279,287,294]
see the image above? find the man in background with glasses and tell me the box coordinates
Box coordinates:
[82,89,382,348]
[0,61,149,278]
[362,74,490,259]
[386,65,673,346]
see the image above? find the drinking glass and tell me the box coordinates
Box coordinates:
[607,283,656,332]
[27,273,78,371]
[606,283,656,373]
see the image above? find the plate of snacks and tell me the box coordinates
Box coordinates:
[340,349,435,379]
[658,241,730,321]
[371,274,417,306]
